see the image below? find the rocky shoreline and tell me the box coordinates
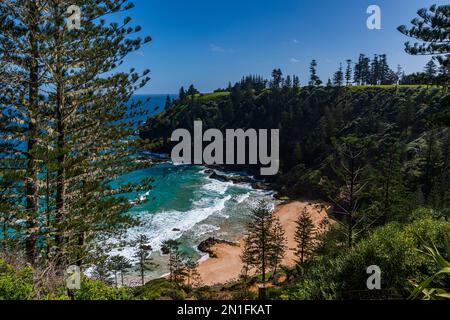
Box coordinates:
[204,169,273,191]
[197,237,238,258]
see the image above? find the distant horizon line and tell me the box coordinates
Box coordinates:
[136,93,178,96]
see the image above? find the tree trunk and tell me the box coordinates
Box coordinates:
[261,219,266,286]
[348,156,355,248]
[25,1,40,263]
[54,42,66,263]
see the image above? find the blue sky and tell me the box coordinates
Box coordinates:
[121,0,448,94]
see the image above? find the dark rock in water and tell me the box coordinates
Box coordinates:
[208,171,252,184]
[197,237,236,258]
[204,169,214,175]
[229,175,252,184]
[251,182,272,190]
[209,172,229,183]
[161,246,170,255]
[172,228,180,232]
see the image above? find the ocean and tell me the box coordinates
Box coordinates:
[108,163,274,280]
[104,95,276,281]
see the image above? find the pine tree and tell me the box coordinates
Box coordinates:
[109,255,132,288]
[345,59,353,86]
[164,95,173,110]
[271,69,283,89]
[326,78,332,87]
[370,54,380,85]
[134,234,155,286]
[371,139,406,224]
[361,55,371,85]
[354,54,363,85]
[185,258,202,288]
[327,136,369,248]
[333,63,344,87]
[240,201,286,291]
[92,247,112,283]
[398,4,450,68]
[47,0,153,266]
[162,239,186,283]
[424,59,438,85]
[379,54,391,84]
[294,209,316,264]
[187,84,199,97]
[269,218,287,275]
[293,75,300,89]
[1,0,154,268]
[284,75,292,88]
[179,86,186,100]
[0,0,44,263]
[309,60,322,86]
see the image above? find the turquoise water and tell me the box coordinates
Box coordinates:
[108,162,275,279]
[102,94,275,279]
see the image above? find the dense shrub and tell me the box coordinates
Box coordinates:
[289,217,450,300]
[133,278,187,300]
[73,276,133,300]
[0,259,34,300]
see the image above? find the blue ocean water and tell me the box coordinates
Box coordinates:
[112,97,275,277]
[109,161,274,279]
[131,94,178,123]
[3,93,274,280]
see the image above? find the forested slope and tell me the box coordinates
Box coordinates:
[142,85,449,203]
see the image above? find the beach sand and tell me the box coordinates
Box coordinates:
[197,200,331,286]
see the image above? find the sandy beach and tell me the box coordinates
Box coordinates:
[197,200,331,286]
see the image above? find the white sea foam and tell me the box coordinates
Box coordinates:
[102,164,274,272]
[113,194,232,261]
[202,178,233,195]
[235,193,250,204]
[193,224,221,237]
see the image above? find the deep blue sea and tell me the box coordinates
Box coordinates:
[131,94,178,120]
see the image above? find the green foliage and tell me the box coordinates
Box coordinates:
[288,217,450,300]
[133,278,187,300]
[134,235,155,286]
[142,86,448,205]
[398,4,450,67]
[241,201,287,285]
[410,239,450,300]
[73,276,133,301]
[161,240,186,283]
[0,259,34,300]
[0,0,153,265]
[197,92,230,102]
[294,209,316,263]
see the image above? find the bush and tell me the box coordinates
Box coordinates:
[133,278,187,300]
[73,276,132,300]
[0,259,34,300]
[335,218,449,299]
[289,217,450,300]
